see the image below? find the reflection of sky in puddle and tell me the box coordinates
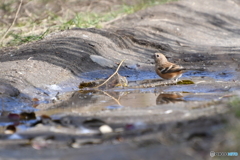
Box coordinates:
[0,96,38,114]
[80,69,157,81]
[105,105,124,110]
[120,69,233,82]
[184,70,235,81]
[119,70,157,81]
[119,69,235,82]
[80,68,235,82]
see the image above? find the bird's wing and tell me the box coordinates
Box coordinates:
[159,64,185,74]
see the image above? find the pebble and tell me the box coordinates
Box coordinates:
[99,125,113,134]
[90,55,117,68]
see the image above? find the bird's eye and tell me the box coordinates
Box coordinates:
[156,54,159,57]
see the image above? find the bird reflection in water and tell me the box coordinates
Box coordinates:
[156,93,185,104]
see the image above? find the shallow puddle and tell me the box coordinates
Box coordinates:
[34,68,238,118]
[0,68,238,131]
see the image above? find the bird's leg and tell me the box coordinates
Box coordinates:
[175,79,178,85]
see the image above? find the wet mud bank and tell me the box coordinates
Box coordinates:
[0,0,240,159]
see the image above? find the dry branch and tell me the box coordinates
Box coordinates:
[94,60,125,88]
[0,0,23,45]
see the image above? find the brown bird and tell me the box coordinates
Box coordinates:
[154,52,186,82]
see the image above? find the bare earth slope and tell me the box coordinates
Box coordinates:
[1,0,240,89]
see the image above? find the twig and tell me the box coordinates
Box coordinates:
[87,0,93,12]
[101,14,127,27]
[94,60,125,88]
[101,90,121,105]
[0,0,23,45]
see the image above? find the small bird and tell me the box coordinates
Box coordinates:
[154,52,186,82]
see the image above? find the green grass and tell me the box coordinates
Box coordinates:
[7,30,50,46]
[229,96,240,118]
[60,0,177,29]
[0,0,15,13]
[0,0,177,47]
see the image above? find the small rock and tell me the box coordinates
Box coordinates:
[99,125,113,134]
[31,136,54,150]
[20,112,36,120]
[90,55,117,68]
[83,118,106,129]
[71,138,102,148]
[4,125,17,134]
[164,110,173,114]
[8,113,20,121]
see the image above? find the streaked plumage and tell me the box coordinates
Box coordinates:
[154,53,186,81]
